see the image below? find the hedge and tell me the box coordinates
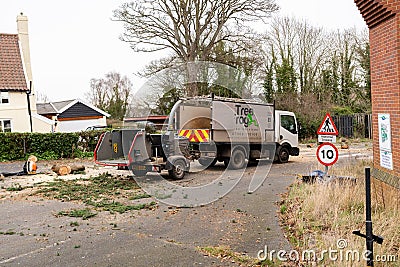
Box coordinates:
[0,131,104,161]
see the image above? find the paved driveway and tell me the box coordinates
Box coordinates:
[0,143,372,266]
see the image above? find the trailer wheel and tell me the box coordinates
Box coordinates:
[225,148,246,169]
[169,159,186,180]
[276,146,290,163]
[132,169,147,176]
[198,158,217,167]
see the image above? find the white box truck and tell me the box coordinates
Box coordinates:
[94,96,299,179]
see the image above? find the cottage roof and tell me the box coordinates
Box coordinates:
[0,34,28,91]
[36,102,57,114]
[37,99,110,117]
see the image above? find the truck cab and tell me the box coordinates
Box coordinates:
[274,110,300,163]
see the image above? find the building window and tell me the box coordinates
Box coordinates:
[0,119,12,132]
[0,92,9,104]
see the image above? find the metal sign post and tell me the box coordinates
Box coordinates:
[353,167,384,267]
[316,113,339,176]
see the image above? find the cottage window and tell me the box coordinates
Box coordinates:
[0,119,12,132]
[0,92,9,104]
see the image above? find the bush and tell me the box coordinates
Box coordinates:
[0,133,26,161]
[0,131,104,161]
[274,92,332,140]
[297,116,322,140]
[331,106,353,115]
[77,130,105,152]
[27,132,80,159]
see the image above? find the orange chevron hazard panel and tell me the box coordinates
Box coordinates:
[179,129,210,142]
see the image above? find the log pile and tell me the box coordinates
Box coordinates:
[51,164,85,176]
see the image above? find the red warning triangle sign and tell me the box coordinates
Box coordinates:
[317,113,339,135]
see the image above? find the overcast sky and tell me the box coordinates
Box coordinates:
[0,0,367,102]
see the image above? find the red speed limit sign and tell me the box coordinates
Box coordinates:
[316,143,339,166]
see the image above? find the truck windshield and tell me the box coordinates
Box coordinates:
[281,115,297,134]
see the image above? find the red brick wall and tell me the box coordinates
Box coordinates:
[370,15,400,176]
[355,0,400,179]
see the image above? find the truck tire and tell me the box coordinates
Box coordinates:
[198,158,217,167]
[276,146,290,163]
[225,148,246,169]
[168,159,186,180]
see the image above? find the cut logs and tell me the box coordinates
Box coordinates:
[51,164,85,176]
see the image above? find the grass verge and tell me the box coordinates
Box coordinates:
[280,160,400,266]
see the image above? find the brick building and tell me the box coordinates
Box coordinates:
[355,0,400,188]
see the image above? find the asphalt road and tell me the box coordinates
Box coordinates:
[0,144,372,266]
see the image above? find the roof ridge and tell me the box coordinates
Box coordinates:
[0,33,18,36]
[50,99,76,103]
[49,102,58,113]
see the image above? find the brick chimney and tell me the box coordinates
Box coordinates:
[16,12,37,115]
[16,12,34,93]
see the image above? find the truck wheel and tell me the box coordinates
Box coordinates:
[169,159,186,180]
[198,158,217,167]
[132,169,147,176]
[277,146,290,163]
[226,148,246,169]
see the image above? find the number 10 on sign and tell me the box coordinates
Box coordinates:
[317,143,339,166]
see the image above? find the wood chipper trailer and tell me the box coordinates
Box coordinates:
[94,95,299,179]
[94,128,190,179]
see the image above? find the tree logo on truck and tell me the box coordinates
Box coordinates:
[247,113,258,127]
[235,104,259,127]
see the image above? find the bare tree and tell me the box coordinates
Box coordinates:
[263,16,328,95]
[113,0,278,62]
[113,0,278,97]
[87,78,108,111]
[295,20,327,95]
[35,90,50,103]
[85,72,133,121]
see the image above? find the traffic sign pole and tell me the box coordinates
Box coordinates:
[322,162,329,176]
[316,114,340,174]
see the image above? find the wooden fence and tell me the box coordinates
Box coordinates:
[332,114,372,138]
